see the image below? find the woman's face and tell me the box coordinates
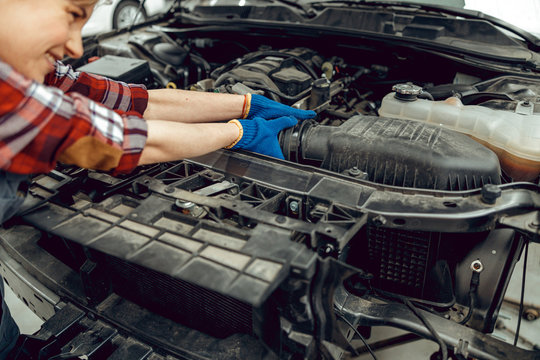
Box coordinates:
[0,0,95,82]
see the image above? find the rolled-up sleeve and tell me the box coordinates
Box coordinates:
[44,61,149,116]
[0,61,148,175]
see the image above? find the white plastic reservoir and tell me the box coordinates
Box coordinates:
[379,93,540,181]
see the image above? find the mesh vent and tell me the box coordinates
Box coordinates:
[107,256,253,338]
[366,226,438,299]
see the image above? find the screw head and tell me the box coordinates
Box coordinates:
[289,201,299,212]
[481,184,501,204]
[372,215,387,226]
[470,259,484,273]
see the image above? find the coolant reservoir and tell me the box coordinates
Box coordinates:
[379,85,540,181]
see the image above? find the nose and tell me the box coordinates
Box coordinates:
[65,30,84,59]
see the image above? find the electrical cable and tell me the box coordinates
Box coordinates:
[458,292,475,325]
[334,309,378,360]
[367,284,448,360]
[459,268,481,325]
[514,238,529,346]
[401,297,448,360]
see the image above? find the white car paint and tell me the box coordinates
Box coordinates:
[82,0,175,36]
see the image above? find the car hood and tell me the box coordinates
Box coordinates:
[176,0,540,67]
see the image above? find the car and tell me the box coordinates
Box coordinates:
[2,1,540,359]
[82,0,175,36]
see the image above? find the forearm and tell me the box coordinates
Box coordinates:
[138,120,239,165]
[144,89,245,123]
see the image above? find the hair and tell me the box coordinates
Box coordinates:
[72,0,99,5]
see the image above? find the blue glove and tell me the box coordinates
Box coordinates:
[245,94,316,120]
[229,116,298,159]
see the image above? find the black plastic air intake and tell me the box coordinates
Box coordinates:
[280,115,501,190]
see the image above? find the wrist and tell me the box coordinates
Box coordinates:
[241,94,251,119]
[224,119,243,149]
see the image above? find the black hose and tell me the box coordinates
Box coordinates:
[418,91,435,101]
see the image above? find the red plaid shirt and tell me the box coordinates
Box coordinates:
[0,60,148,175]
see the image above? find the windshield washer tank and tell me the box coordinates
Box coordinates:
[379,91,540,181]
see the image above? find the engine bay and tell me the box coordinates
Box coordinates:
[80,23,540,183]
[4,17,540,360]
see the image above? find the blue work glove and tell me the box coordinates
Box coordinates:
[244,94,316,120]
[228,116,298,159]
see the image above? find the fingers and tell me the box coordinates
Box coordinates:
[270,116,298,132]
[291,108,316,120]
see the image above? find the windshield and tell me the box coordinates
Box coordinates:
[464,0,540,37]
[299,0,540,37]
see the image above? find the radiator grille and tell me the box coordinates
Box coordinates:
[366,226,439,299]
[107,256,253,338]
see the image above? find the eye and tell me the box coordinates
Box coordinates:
[67,6,86,20]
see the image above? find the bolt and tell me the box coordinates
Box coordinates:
[348,167,361,176]
[164,186,175,194]
[289,201,299,212]
[347,166,367,179]
[470,259,484,273]
[481,184,501,205]
[319,244,335,256]
[276,215,286,224]
[372,215,387,226]
[524,308,539,321]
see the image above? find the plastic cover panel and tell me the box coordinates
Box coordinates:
[18,153,368,308]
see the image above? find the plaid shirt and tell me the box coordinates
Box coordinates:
[0,60,148,175]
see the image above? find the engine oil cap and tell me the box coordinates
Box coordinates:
[393,83,423,101]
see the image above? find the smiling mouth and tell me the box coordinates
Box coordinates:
[45,52,60,67]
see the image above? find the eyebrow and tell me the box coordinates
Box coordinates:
[70,1,92,19]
